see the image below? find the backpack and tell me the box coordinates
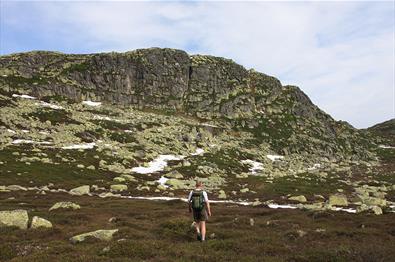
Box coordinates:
[191,190,205,211]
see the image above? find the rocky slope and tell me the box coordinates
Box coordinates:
[0,48,376,159]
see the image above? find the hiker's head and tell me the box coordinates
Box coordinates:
[196,180,203,188]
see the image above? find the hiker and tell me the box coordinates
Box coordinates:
[188,180,211,242]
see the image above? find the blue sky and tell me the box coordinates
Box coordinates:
[1,1,394,128]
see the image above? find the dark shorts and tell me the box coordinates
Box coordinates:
[192,208,208,222]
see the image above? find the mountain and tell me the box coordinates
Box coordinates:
[0,48,376,159]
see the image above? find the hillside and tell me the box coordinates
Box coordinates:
[0,48,394,261]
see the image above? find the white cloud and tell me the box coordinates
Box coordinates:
[1,1,394,128]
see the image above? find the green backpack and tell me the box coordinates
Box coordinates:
[191,191,205,211]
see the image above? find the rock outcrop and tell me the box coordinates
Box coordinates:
[69,229,118,244]
[0,210,29,229]
[0,48,376,158]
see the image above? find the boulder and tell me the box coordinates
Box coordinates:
[218,190,227,199]
[99,192,121,198]
[70,229,119,244]
[328,194,348,207]
[69,185,90,196]
[164,170,183,179]
[0,210,29,229]
[165,179,187,190]
[288,195,307,203]
[113,177,126,183]
[371,206,383,215]
[49,201,81,211]
[120,174,137,182]
[356,204,369,213]
[6,185,27,191]
[110,184,128,192]
[360,196,387,207]
[240,188,249,193]
[31,216,53,229]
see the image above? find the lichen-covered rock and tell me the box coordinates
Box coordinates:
[328,194,348,207]
[0,210,29,229]
[110,184,128,192]
[288,195,307,203]
[164,170,183,179]
[218,190,227,199]
[120,174,136,182]
[49,201,81,211]
[69,185,90,196]
[371,206,383,215]
[240,188,249,193]
[31,216,52,229]
[113,177,126,183]
[70,229,119,244]
[6,185,27,191]
[165,179,187,190]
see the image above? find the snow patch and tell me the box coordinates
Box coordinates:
[268,203,298,209]
[36,101,64,110]
[12,139,52,145]
[241,159,264,174]
[379,145,395,149]
[267,155,284,161]
[124,130,133,133]
[82,100,102,107]
[191,148,204,156]
[7,129,16,134]
[12,94,36,100]
[21,130,29,133]
[156,176,169,188]
[61,142,96,150]
[131,155,185,174]
[332,207,357,213]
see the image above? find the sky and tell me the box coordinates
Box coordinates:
[0,1,394,129]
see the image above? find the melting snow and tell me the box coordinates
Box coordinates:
[12,139,52,145]
[131,155,185,174]
[332,207,357,213]
[21,130,29,133]
[124,130,133,133]
[191,148,204,156]
[7,129,16,134]
[267,155,284,161]
[156,176,169,188]
[82,100,102,106]
[241,159,264,174]
[61,142,96,150]
[379,145,395,149]
[12,94,36,100]
[268,203,298,209]
[36,101,64,110]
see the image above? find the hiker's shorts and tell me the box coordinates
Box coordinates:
[193,208,208,222]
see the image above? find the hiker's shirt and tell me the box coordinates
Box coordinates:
[188,189,209,204]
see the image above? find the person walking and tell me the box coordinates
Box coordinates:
[188,180,212,242]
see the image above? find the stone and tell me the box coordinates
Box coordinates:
[110,184,128,192]
[120,174,137,182]
[356,204,369,213]
[69,185,90,196]
[70,229,119,244]
[0,210,29,229]
[165,179,187,190]
[371,206,383,215]
[360,196,387,207]
[113,177,126,183]
[249,218,254,226]
[288,195,307,203]
[240,188,249,193]
[164,170,183,179]
[99,192,121,198]
[49,201,81,211]
[252,200,262,206]
[157,184,167,191]
[6,185,27,191]
[218,190,227,199]
[31,216,52,229]
[328,194,348,207]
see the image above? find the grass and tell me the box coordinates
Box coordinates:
[0,191,394,261]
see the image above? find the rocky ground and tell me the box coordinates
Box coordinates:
[1,49,394,261]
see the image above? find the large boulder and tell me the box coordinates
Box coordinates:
[218,190,227,199]
[31,216,53,229]
[0,210,29,229]
[360,196,387,207]
[164,170,184,179]
[165,179,187,190]
[70,229,119,244]
[288,195,307,203]
[328,194,348,207]
[69,185,90,196]
[49,201,81,211]
[110,184,128,192]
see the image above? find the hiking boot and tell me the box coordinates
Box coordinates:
[197,233,201,241]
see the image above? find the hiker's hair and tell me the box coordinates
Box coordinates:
[196,180,203,187]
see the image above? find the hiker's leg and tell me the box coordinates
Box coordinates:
[201,221,206,240]
[195,221,201,234]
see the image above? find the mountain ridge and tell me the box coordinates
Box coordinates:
[0,48,376,159]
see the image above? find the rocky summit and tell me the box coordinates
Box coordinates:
[0,48,394,261]
[0,48,377,158]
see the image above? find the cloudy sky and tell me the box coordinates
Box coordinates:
[1,1,394,128]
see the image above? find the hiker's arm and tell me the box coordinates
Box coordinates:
[206,201,212,216]
[188,202,192,213]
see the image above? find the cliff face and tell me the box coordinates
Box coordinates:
[0,48,376,159]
